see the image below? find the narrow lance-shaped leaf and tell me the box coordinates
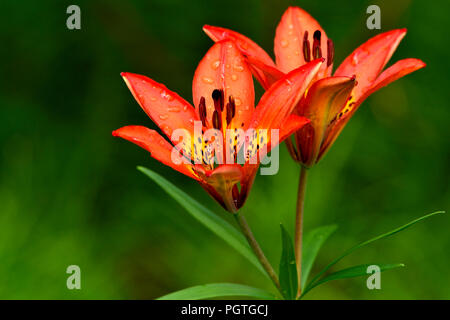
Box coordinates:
[279,225,298,300]
[138,166,266,276]
[304,211,444,294]
[306,263,405,292]
[301,225,337,289]
[157,283,276,300]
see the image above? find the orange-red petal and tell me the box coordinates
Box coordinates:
[112,125,198,180]
[296,76,355,166]
[247,58,323,132]
[360,58,426,103]
[203,25,276,68]
[318,58,425,163]
[246,57,285,90]
[274,7,331,77]
[194,164,244,212]
[121,72,198,142]
[192,40,255,129]
[334,29,407,101]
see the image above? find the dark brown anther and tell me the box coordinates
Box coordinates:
[302,31,311,62]
[212,110,222,130]
[229,96,236,118]
[226,103,233,125]
[226,96,236,125]
[198,96,207,127]
[212,89,224,112]
[313,30,322,59]
[326,39,334,67]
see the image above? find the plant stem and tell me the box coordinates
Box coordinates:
[234,213,281,293]
[294,166,308,297]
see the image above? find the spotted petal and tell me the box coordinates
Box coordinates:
[296,76,355,166]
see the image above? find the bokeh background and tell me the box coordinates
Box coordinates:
[0,0,448,299]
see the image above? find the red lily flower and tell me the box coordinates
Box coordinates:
[113,40,323,212]
[204,6,426,167]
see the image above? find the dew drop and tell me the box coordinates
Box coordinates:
[150,97,157,101]
[202,77,214,84]
[159,114,169,120]
[281,39,289,48]
[235,98,242,106]
[231,74,238,81]
[168,107,180,112]
[233,65,244,72]
[211,60,220,70]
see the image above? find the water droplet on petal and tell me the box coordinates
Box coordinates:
[183,105,188,111]
[211,60,220,70]
[281,39,289,48]
[159,114,169,120]
[168,107,180,112]
[150,97,157,101]
[235,98,242,106]
[231,74,238,81]
[202,77,214,84]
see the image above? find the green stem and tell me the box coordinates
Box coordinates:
[234,213,281,293]
[294,166,308,297]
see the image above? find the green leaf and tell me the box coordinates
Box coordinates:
[157,283,276,300]
[301,224,337,289]
[137,166,266,276]
[303,211,444,296]
[310,263,404,290]
[279,225,298,300]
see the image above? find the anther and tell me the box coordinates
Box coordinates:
[212,110,222,130]
[326,39,334,67]
[229,96,236,118]
[313,30,322,59]
[226,96,236,125]
[198,96,207,127]
[302,31,311,62]
[212,89,224,112]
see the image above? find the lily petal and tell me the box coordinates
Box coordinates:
[203,25,276,67]
[246,57,285,90]
[121,72,198,142]
[297,76,356,165]
[112,126,198,180]
[334,29,407,101]
[318,58,426,163]
[275,6,331,77]
[192,40,255,129]
[247,58,323,132]
[194,164,244,212]
[360,58,426,103]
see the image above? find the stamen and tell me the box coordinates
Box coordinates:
[198,96,207,127]
[229,96,236,118]
[212,89,224,112]
[327,39,334,67]
[313,30,322,59]
[226,103,232,125]
[212,110,221,130]
[302,31,311,62]
[226,96,236,125]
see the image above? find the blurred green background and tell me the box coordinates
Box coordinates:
[0,0,448,299]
